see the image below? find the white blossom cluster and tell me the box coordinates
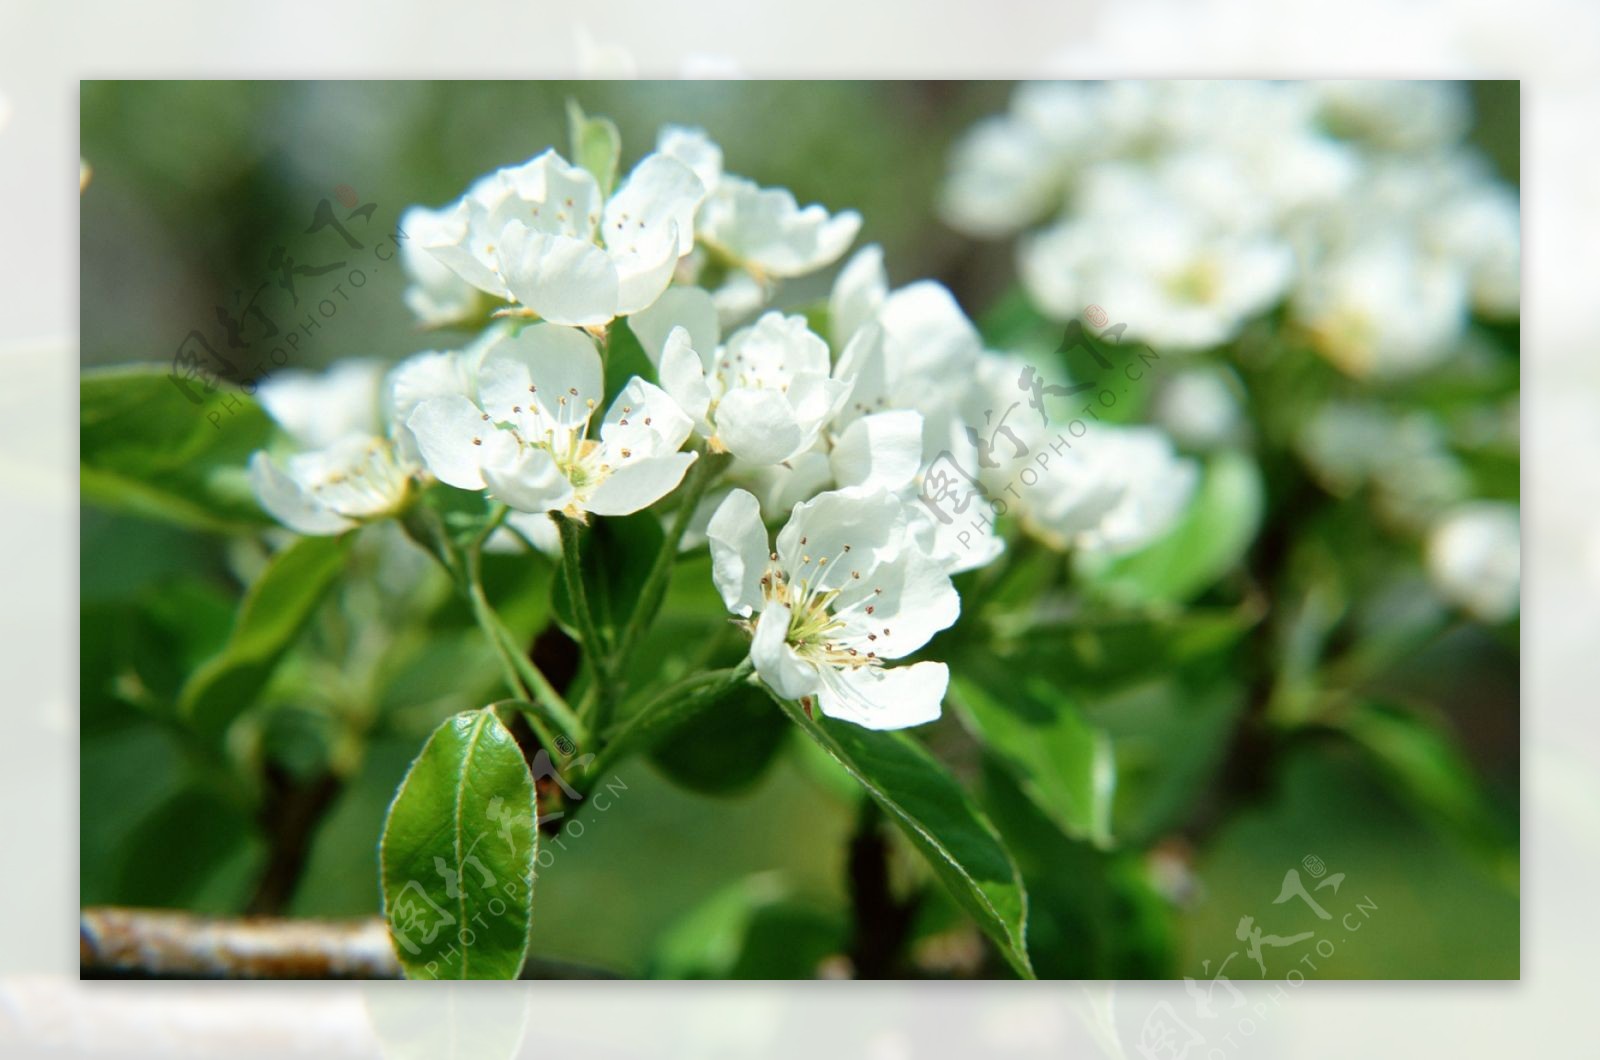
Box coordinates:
[248,119,1200,728]
[942,80,1520,378]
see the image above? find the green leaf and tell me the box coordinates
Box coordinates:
[179,534,351,737]
[1083,675,1246,845]
[773,696,1034,977]
[647,872,844,978]
[648,679,790,796]
[950,666,1114,847]
[1337,702,1514,873]
[380,708,538,980]
[1081,450,1265,606]
[603,317,659,408]
[113,785,261,911]
[552,510,665,654]
[979,755,1176,977]
[983,607,1258,693]
[81,365,274,531]
[566,99,622,199]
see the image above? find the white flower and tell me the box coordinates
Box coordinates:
[1019,176,1292,351]
[939,112,1068,239]
[424,148,705,327]
[707,487,957,730]
[257,359,386,449]
[383,323,521,464]
[1427,501,1520,622]
[399,204,484,327]
[1292,239,1467,378]
[1314,80,1471,154]
[251,434,413,536]
[1297,403,1469,530]
[660,127,861,281]
[828,247,986,460]
[1152,367,1245,450]
[658,311,849,466]
[407,324,696,518]
[1014,425,1198,556]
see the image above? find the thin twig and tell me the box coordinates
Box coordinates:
[79,908,621,980]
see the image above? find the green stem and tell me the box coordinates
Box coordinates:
[611,451,726,674]
[557,514,613,715]
[581,659,753,784]
[403,499,582,750]
[464,544,583,745]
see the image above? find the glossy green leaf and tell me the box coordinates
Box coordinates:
[774,696,1034,977]
[1081,450,1265,606]
[81,365,274,530]
[566,99,622,199]
[179,534,351,737]
[951,665,1114,848]
[380,708,538,980]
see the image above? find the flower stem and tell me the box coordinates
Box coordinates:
[610,451,727,681]
[557,514,614,727]
[463,544,582,748]
[402,497,581,750]
[581,659,753,784]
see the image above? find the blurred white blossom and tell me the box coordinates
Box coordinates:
[1427,501,1521,621]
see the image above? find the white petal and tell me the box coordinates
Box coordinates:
[751,603,820,700]
[604,153,706,259]
[714,387,804,465]
[830,410,924,492]
[585,452,697,517]
[602,376,694,456]
[816,661,947,731]
[478,324,603,432]
[877,281,983,377]
[828,244,888,347]
[610,223,684,317]
[706,488,770,617]
[481,436,573,513]
[498,510,562,558]
[627,285,720,365]
[498,149,603,241]
[832,548,959,660]
[423,199,511,300]
[495,223,619,326]
[785,374,850,452]
[257,361,384,449]
[249,452,354,536]
[656,125,724,192]
[388,350,473,423]
[774,488,907,591]
[698,176,861,278]
[658,327,713,430]
[407,395,489,490]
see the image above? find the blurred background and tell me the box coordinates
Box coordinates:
[77,81,1520,981]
